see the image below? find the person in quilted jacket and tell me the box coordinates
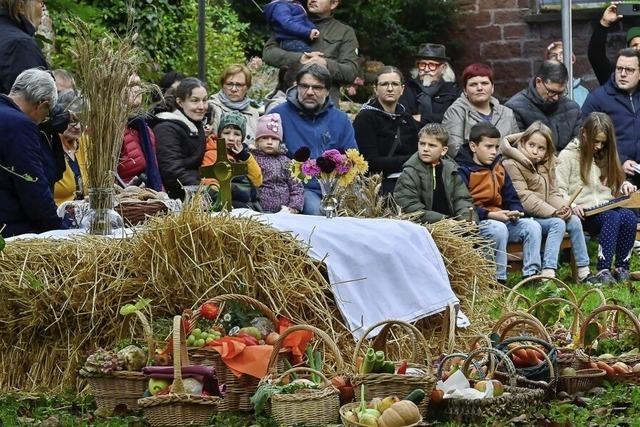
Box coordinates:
[251,113,303,213]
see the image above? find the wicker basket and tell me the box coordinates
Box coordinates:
[184,294,288,412]
[138,316,220,427]
[351,320,436,414]
[495,338,557,399]
[339,402,423,427]
[116,201,168,226]
[506,276,578,311]
[575,305,640,367]
[268,367,340,427]
[558,368,606,394]
[491,311,552,343]
[436,348,545,423]
[82,310,155,412]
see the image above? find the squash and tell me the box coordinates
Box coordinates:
[378,400,421,427]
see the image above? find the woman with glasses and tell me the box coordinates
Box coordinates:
[208,64,259,147]
[353,66,418,194]
[0,0,48,94]
[53,90,87,205]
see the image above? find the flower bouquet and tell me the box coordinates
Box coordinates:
[291,148,368,218]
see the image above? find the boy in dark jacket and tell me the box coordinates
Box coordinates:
[455,122,542,283]
[264,0,319,53]
[394,123,477,224]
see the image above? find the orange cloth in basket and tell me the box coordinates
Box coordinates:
[209,337,273,379]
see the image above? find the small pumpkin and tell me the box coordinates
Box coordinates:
[377,400,421,427]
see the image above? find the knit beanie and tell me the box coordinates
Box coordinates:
[255,113,283,142]
[627,27,640,44]
[217,112,247,140]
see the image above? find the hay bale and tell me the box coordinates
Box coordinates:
[0,185,501,392]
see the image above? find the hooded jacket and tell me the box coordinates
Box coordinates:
[504,78,581,152]
[353,98,418,177]
[271,87,357,192]
[442,93,519,158]
[580,73,640,166]
[399,78,459,126]
[252,149,304,213]
[0,11,48,94]
[0,95,64,237]
[264,0,316,42]
[455,143,523,220]
[555,138,615,209]
[394,153,477,224]
[152,109,206,200]
[262,14,359,105]
[500,133,567,217]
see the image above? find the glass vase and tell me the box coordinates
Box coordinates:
[318,177,339,219]
[79,188,123,235]
[182,185,214,211]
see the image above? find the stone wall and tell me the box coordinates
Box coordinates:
[453,0,640,100]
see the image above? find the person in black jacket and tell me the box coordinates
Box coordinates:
[353,66,418,194]
[505,61,581,152]
[399,43,459,127]
[0,68,66,238]
[0,0,47,94]
[588,3,640,86]
[153,77,208,200]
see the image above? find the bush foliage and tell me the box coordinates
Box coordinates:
[46,0,247,90]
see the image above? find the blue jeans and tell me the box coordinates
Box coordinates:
[280,39,313,53]
[302,188,322,215]
[480,218,542,280]
[535,215,590,270]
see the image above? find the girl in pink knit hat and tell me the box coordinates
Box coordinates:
[252,113,304,213]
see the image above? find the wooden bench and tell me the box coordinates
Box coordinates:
[506,224,640,282]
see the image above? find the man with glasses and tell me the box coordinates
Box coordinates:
[505,61,581,152]
[271,63,357,215]
[582,48,640,185]
[399,43,459,127]
[0,68,68,237]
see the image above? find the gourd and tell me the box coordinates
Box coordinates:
[377,400,421,427]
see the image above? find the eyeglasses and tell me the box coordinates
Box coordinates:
[377,81,403,89]
[298,83,326,93]
[417,60,442,71]
[540,80,566,98]
[224,82,247,89]
[616,66,638,75]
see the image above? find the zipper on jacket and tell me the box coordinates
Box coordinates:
[631,94,636,113]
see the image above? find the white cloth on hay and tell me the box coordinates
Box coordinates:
[232,209,461,340]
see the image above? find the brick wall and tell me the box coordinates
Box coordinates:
[453,0,640,101]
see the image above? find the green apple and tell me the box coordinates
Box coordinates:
[205,337,215,344]
[187,335,196,346]
[192,328,202,338]
[148,378,171,396]
[195,338,205,348]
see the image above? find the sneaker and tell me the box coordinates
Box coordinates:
[615,267,631,283]
[594,269,616,285]
[579,273,602,286]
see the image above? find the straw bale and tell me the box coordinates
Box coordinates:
[0,179,503,392]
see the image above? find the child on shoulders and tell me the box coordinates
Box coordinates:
[455,121,542,284]
[394,123,477,224]
[252,113,304,213]
[264,0,320,53]
[501,121,595,283]
[556,112,637,284]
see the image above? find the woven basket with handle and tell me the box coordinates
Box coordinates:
[558,368,606,394]
[268,367,340,427]
[184,294,288,412]
[351,319,436,414]
[138,316,220,426]
[116,201,168,226]
[436,347,545,423]
[82,310,155,412]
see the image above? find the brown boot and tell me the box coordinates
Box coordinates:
[630,271,640,281]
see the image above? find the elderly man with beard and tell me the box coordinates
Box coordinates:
[443,63,518,158]
[271,63,356,215]
[505,60,581,152]
[399,43,459,127]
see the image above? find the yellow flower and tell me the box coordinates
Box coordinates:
[346,149,368,174]
[290,161,308,183]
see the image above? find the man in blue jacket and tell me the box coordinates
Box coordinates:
[271,63,357,215]
[0,68,66,237]
[581,48,640,185]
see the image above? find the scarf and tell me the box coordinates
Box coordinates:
[216,90,251,111]
[417,79,444,119]
[129,116,163,191]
